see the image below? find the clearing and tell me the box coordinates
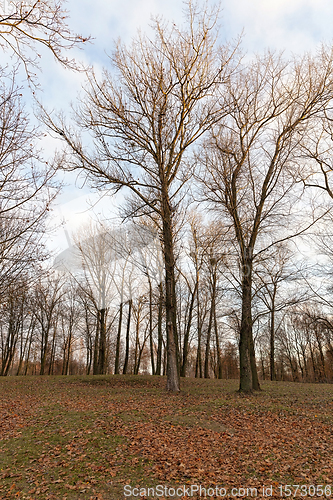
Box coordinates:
[0,376,332,499]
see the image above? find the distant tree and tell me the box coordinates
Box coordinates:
[59,279,81,376]
[254,243,305,381]
[178,213,207,378]
[31,273,64,375]
[125,221,164,376]
[72,224,118,375]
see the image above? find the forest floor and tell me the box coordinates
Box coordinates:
[0,375,332,500]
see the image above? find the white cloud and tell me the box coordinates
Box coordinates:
[222,0,333,53]
[48,189,125,254]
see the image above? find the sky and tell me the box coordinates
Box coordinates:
[21,0,333,254]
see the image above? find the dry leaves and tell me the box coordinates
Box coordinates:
[0,376,333,499]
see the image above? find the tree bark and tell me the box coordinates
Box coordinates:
[93,310,100,375]
[48,325,57,375]
[270,286,277,381]
[204,267,217,378]
[204,299,214,379]
[40,326,49,376]
[214,304,223,379]
[98,307,107,374]
[123,299,132,374]
[249,332,260,390]
[181,282,197,377]
[148,280,155,375]
[155,283,163,376]
[239,251,261,392]
[114,302,123,375]
[239,256,253,392]
[162,188,180,392]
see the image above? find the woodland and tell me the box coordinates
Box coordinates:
[1,1,333,395]
[2,2,333,499]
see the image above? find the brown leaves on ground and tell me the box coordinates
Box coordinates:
[0,376,333,499]
[124,407,333,485]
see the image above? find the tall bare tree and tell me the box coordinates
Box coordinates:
[200,51,333,392]
[44,2,237,391]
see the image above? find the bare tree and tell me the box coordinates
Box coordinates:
[0,70,58,303]
[31,272,64,375]
[0,281,27,375]
[72,224,118,375]
[200,51,333,392]
[178,213,209,378]
[126,223,163,376]
[254,243,305,380]
[58,279,81,375]
[44,2,237,391]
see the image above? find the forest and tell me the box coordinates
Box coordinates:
[1,0,333,393]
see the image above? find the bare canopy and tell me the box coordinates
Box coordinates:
[199,49,333,392]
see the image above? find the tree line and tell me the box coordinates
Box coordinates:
[1,217,333,386]
[1,1,333,391]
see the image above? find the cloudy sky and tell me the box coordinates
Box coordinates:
[31,0,333,253]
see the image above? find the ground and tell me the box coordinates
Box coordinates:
[0,375,332,499]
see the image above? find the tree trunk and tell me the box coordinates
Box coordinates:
[239,256,253,392]
[22,319,35,376]
[155,283,163,376]
[270,311,275,381]
[309,339,317,381]
[48,326,57,375]
[315,328,327,380]
[40,327,49,376]
[114,302,123,375]
[204,269,217,378]
[93,309,100,375]
[249,332,261,390]
[148,280,155,375]
[204,300,214,379]
[133,302,141,375]
[1,329,17,377]
[86,340,92,375]
[260,348,266,380]
[181,282,197,377]
[16,320,29,376]
[214,305,223,379]
[62,343,67,375]
[195,281,203,378]
[301,344,309,380]
[162,188,180,392]
[270,287,277,381]
[123,299,132,374]
[84,304,93,374]
[239,252,260,392]
[98,307,107,374]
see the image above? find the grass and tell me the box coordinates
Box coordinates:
[0,375,333,499]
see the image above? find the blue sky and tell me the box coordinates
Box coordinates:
[34,0,333,253]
